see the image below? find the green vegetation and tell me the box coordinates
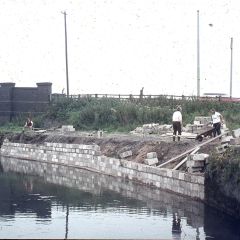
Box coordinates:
[207,148,240,185]
[206,148,240,210]
[1,97,240,132]
[0,123,23,132]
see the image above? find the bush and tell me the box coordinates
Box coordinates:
[4,97,240,132]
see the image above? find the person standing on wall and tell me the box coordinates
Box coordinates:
[172,106,182,141]
[211,108,223,137]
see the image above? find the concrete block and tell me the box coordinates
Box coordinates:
[221,136,233,144]
[144,158,158,166]
[147,152,157,159]
[232,128,240,138]
[231,145,240,154]
[61,125,75,132]
[198,176,205,185]
[172,170,179,179]
[230,138,240,145]
[119,150,132,159]
[194,116,211,125]
[189,153,209,161]
[166,169,173,178]
[187,160,205,168]
[184,173,191,182]
[179,172,185,180]
[188,167,203,173]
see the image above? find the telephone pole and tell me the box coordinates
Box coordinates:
[62,11,69,97]
[197,10,200,97]
[230,37,233,98]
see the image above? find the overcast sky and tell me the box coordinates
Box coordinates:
[0,0,239,96]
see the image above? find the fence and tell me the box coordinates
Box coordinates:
[51,93,240,102]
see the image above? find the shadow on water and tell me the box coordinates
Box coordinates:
[0,156,240,239]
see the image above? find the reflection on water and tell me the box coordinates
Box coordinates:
[0,156,239,239]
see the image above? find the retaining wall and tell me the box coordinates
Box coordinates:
[0,140,205,200]
[0,156,204,228]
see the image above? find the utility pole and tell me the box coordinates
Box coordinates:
[62,11,69,98]
[230,37,233,99]
[197,10,200,98]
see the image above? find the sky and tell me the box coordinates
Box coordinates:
[0,0,240,97]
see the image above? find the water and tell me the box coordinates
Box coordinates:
[0,157,240,239]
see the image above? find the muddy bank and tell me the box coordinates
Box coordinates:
[0,131,201,165]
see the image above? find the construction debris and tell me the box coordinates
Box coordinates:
[130,123,172,135]
[173,147,200,170]
[119,150,133,159]
[187,153,209,173]
[144,152,158,166]
[61,125,75,132]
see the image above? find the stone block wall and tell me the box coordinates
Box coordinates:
[0,82,52,123]
[0,156,204,228]
[0,140,205,200]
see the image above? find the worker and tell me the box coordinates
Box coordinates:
[24,117,33,130]
[172,106,182,141]
[211,109,223,137]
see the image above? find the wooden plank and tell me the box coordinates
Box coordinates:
[157,131,229,168]
[173,147,200,170]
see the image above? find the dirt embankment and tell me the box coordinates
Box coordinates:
[0,131,214,164]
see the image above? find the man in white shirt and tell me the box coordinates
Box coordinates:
[211,109,223,137]
[172,106,182,141]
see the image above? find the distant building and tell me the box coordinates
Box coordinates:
[203,93,227,97]
[0,82,52,123]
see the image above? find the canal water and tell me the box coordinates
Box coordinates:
[0,157,239,239]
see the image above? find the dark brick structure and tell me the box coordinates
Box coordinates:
[0,82,52,123]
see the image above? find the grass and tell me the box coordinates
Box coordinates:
[2,97,240,132]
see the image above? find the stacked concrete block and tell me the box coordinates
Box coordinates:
[131,123,172,135]
[187,154,209,173]
[61,125,75,132]
[221,136,233,144]
[229,137,240,154]
[143,123,160,134]
[185,116,212,134]
[144,152,158,166]
[230,137,240,145]
[194,116,211,125]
